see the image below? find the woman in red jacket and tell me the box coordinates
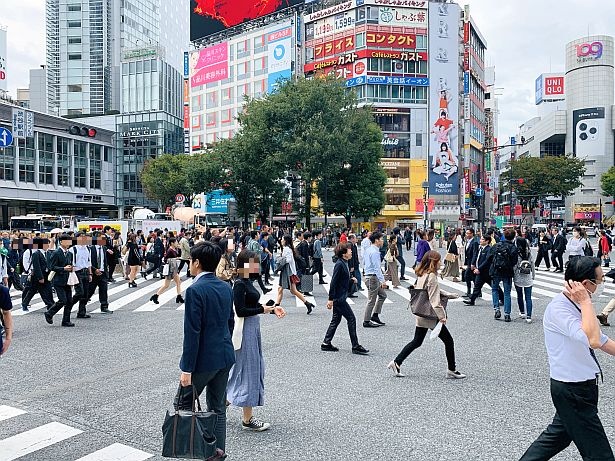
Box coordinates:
[598,230,612,267]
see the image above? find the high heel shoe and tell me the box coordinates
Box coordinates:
[141,271,147,280]
[387,361,405,377]
[176,295,185,304]
[129,281,137,288]
[150,294,159,304]
[305,301,315,315]
[263,288,271,294]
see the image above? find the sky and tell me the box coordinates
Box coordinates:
[1,0,615,139]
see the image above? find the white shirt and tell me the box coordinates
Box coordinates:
[282,246,297,276]
[93,245,105,270]
[22,249,34,274]
[543,293,608,382]
[360,237,371,266]
[566,237,587,256]
[72,245,91,271]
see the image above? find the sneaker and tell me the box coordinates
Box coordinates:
[526,318,533,324]
[447,370,466,379]
[494,309,501,319]
[321,343,339,352]
[504,315,511,323]
[352,345,369,355]
[242,417,271,432]
[519,312,526,319]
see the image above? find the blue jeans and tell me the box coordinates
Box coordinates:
[353,267,362,290]
[515,285,533,318]
[492,276,512,315]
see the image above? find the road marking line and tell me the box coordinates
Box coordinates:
[0,421,82,461]
[320,269,354,304]
[133,278,193,312]
[0,406,26,422]
[74,443,153,461]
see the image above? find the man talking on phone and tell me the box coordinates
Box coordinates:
[521,256,615,460]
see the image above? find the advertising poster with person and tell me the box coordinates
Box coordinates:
[428,2,460,196]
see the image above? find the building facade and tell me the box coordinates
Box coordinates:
[0,102,115,227]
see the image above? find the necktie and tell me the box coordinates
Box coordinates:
[98,246,103,270]
[477,247,483,263]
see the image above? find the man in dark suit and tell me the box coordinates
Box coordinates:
[21,238,55,311]
[463,229,480,298]
[103,226,115,282]
[44,234,75,327]
[551,228,566,272]
[176,241,235,455]
[321,243,369,355]
[145,229,165,277]
[88,235,111,314]
[463,235,504,306]
[348,234,361,294]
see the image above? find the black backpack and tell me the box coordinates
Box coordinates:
[584,241,594,256]
[492,244,513,272]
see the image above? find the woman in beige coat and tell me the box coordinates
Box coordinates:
[388,250,466,379]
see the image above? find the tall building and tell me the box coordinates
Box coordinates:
[46,0,189,215]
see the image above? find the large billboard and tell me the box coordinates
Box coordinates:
[189,42,229,88]
[572,107,606,158]
[0,28,6,92]
[535,73,565,105]
[267,26,293,93]
[428,2,460,196]
[190,0,303,41]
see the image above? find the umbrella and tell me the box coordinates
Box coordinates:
[50,228,63,234]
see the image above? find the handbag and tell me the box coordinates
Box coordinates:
[384,250,395,263]
[162,264,170,276]
[408,275,448,320]
[162,385,218,460]
[67,271,79,286]
[290,274,300,285]
[444,253,457,263]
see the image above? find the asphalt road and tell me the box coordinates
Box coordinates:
[1,245,615,461]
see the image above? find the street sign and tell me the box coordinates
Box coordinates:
[175,193,185,203]
[510,136,516,146]
[0,127,13,147]
[475,187,484,197]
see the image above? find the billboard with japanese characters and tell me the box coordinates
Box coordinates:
[267,25,294,93]
[428,1,460,196]
[190,42,229,88]
[377,7,428,27]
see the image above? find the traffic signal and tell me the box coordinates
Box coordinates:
[69,125,97,138]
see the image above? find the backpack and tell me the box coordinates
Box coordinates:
[584,241,594,256]
[518,260,532,275]
[492,244,513,272]
[516,238,530,261]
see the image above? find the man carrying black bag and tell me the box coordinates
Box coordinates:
[165,241,235,459]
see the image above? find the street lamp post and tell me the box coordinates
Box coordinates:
[422,181,429,230]
[324,176,328,228]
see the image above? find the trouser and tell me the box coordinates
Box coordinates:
[312,257,324,282]
[260,257,270,284]
[269,255,277,273]
[145,255,163,275]
[87,273,109,310]
[324,299,359,348]
[394,325,456,371]
[515,285,533,318]
[71,269,90,315]
[48,284,73,323]
[255,273,268,291]
[551,251,564,270]
[535,250,551,268]
[405,239,411,251]
[602,298,615,317]
[363,275,386,322]
[520,379,614,461]
[397,253,406,277]
[107,256,117,280]
[177,259,191,277]
[492,276,513,315]
[470,274,503,304]
[174,366,232,453]
[22,279,55,309]
[353,267,362,290]
[464,267,475,295]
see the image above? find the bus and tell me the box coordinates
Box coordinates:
[9,214,63,233]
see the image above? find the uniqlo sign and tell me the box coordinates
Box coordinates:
[544,76,564,96]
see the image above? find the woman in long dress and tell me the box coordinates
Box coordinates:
[385,235,401,288]
[441,233,461,282]
[274,235,315,315]
[227,250,285,431]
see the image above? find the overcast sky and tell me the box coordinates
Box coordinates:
[1,0,614,139]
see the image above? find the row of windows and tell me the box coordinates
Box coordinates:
[353,84,428,104]
[191,80,268,111]
[368,58,427,75]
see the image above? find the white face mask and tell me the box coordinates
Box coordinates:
[589,281,605,298]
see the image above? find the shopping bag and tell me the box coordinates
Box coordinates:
[67,271,79,286]
[430,321,443,341]
[162,264,170,276]
[162,385,218,459]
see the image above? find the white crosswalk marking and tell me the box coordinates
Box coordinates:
[0,421,82,461]
[134,278,193,312]
[73,443,153,461]
[0,406,26,422]
[92,279,161,313]
[320,269,354,304]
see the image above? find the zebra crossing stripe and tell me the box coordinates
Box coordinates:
[321,269,354,304]
[0,406,26,422]
[133,278,193,312]
[0,421,82,461]
[73,443,153,461]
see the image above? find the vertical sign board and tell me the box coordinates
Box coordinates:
[573,107,606,158]
[12,108,25,138]
[0,28,6,92]
[428,2,460,196]
[267,24,293,93]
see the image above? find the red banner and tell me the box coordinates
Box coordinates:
[305,49,428,73]
[415,198,435,213]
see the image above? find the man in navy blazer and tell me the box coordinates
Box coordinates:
[463,228,480,298]
[176,241,235,454]
[321,243,369,355]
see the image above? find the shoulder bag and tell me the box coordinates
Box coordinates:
[384,249,395,263]
[444,242,457,262]
[162,385,218,459]
[408,274,448,320]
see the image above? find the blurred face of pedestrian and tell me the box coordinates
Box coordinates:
[342,248,352,261]
[374,237,383,248]
[237,257,261,279]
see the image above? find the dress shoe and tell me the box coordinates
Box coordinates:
[176,295,185,304]
[141,271,147,280]
[352,345,369,355]
[387,361,405,377]
[494,309,501,319]
[462,299,475,306]
[305,301,315,315]
[100,308,113,314]
[76,314,91,319]
[150,294,159,304]
[44,311,53,324]
[321,343,339,352]
[597,313,610,326]
[363,320,379,328]
[462,294,470,299]
[400,276,408,281]
[21,305,29,312]
[371,315,385,326]
[303,292,312,296]
[318,281,326,284]
[262,288,271,294]
[61,321,75,327]
[504,314,511,323]
[129,281,137,288]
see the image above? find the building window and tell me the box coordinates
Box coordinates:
[68,37,82,44]
[67,20,81,28]
[254,35,266,53]
[68,53,82,60]
[74,141,87,188]
[68,84,82,92]
[206,112,217,127]
[18,138,35,183]
[221,87,232,105]
[0,142,14,181]
[206,91,217,106]
[67,4,81,11]
[90,145,102,190]
[57,137,70,186]
[254,57,266,76]
[221,109,232,124]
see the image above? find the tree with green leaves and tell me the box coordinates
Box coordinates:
[503,155,586,209]
[601,166,615,198]
[140,154,193,206]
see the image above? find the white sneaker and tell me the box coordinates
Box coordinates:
[446,370,466,379]
[242,417,271,432]
[519,312,527,319]
[526,318,533,324]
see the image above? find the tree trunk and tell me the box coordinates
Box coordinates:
[304,182,312,230]
[345,215,352,230]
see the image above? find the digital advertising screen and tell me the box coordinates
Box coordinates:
[190,0,304,41]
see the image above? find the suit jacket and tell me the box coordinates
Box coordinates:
[475,245,494,276]
[180,273,236,374]
[31,250,50,282]
[154,237,164,256]
[552,234,566,253]
[465,237,480,266]
[328,259,352,303]
[90,245,108,278]
[349,243,359,271]
[50,248,73,286]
